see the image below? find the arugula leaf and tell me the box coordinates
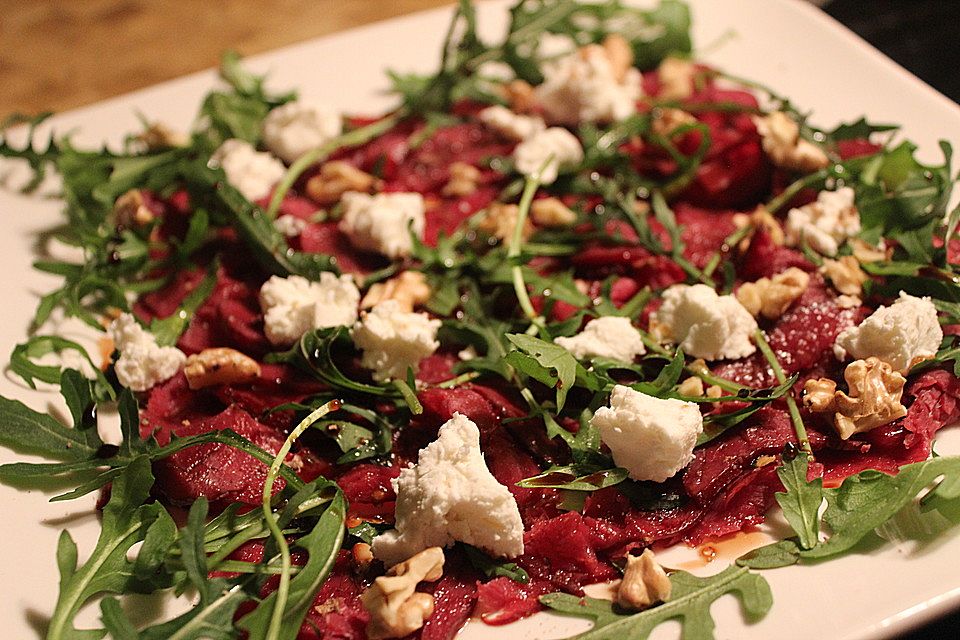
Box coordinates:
[827,117,898,142]
[540,565,772,640]
[464,544,530,584]
[0,111,58,192]
[505,333,582,411]
[266,327,391,396]
[517,465,628,491]
[736,539,801,570]
[0,394,102,461]
[774,454,822,550]
[237,483,347,639]
[136,582,247,640]
[744,456,960,567]
[803,455,960,559]
[150,265,217,347]
[47,457,162,640]
[9,335,110,394]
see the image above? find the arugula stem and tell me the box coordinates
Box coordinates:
[260,399,341,640]
[765,167,831,214]
[509,174,545,330]
[434,370,481,388]
[639,329,744,393]
[753,329,813,456]
[265,113,405,219]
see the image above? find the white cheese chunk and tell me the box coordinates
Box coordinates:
[261,100,341,164]
[651,284,758,361]
[273,214,308,238]
[785,187,860,257]
[554,316,646,363]
[834,291,943,372]
[209,139,286,202]
[372,413,524,567]
[351,300,440,382]
[590,385,703,482]
[512,127,584,185]
[536,45,641,125]
[478,105,546,142]
[338,191,425,259]
[258,273,360,346]
[109,313,186,392]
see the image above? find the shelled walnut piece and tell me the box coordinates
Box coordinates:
[184,347,261,390]
[615,549,672,610]
[820,255,868,295]
[362,547,445,640]
[656,56,696,101]
[735,267,810,320]
[597,33,634,83]
[732,205,784,252]
[361,271,431,312]
[802,357,907,440]
[650,107,697,138]
[442,162,481,197]
[135,122,189,150]
[754,111,830,173]
[530,197,577,227]
[305,161,382,206]
[113,189,154,227]
[503,79,537,113]
[477,202,533,241]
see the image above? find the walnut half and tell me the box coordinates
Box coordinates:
[820,255,868,296]
[306,161,381,206]
[735,267,810,320]
[184,348,261,390]
[754,111,830,173]
[361,271,431,313]
[802,357,907,440]
[362,547,445,640]
[615,549,672,610]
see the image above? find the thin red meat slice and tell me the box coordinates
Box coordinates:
[682,407,796,505]
[418,553,480,640]
[152,405,291,510]
[336,463,398,524]
[681,465,782,544]
[673,203,738,268]
[474,578,551,626]
[520,512,617,592]
[737,226,815,281]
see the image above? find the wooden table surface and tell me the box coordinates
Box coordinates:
[0,0,452,116]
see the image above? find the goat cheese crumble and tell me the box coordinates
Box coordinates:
[209,139,286,202]
[339,191,426,259]
[512,127,584,185]
[590,385,703,482]
[273,214,308,238]
[478,105,546,142]
[651,284,758,361]
[261,100,342,163]
[785,187,860,257]
[109,313,187,392]
[351,300,441,382]
[536,44,641,125]
[372,413,524,567]
[834,291,943,372]
[258,273,361,346]
[554,316,646,363]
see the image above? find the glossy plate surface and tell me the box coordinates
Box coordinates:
[1,1,959,638]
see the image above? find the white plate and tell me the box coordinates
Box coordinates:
[2,1,960,638]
